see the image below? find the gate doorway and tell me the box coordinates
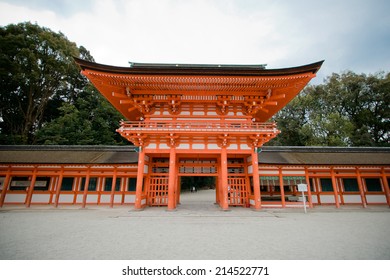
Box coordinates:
[177,157,218,206]
[179,176,217,207]
[180,176,216,193]
[146,155,251,209]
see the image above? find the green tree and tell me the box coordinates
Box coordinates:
[320,71,389,146]
[0,22,125,145]
[36,85,126,145]
[269,71,389,147]
[0,22,85,144]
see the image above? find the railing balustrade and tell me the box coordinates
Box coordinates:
[118,121,278,133]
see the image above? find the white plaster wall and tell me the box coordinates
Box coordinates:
[99,194,111,203]
[248,165,253,174]
[4,194,26,203]
[114,195,122,203]
[311,195,318,204]
[343,195,363,203]
[240,145,251,150]
[124,195,135,203]
[76,194,83,203]
[207,144,219,149]
[31,194,51,203]
[177,144,190,149]
[366,195,387,203]
[159,143,170,149]
[319,195,336,203]
[58,194,74,203]
[227,144,238,150]
[282,170,305,175]
[86,194,98,203]
[192,144,205,149]
[147,143,156,149]
[259,170,279,175]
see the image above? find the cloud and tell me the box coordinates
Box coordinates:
[1,0,390,84]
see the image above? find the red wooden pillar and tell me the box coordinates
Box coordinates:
[0,167,12,207]
[109,167,117,208]
[304,167,313,208]
[251,149,261,210]
[176,175,181,205]
[278,167,286,207]
[356,167,367,208]
[330,168,340,208]
[135,148,145,210]
[26,167,38,207]
[217,158,222,206]
[82,167,91,208]
[381,167,390,207]
[167,147,177,210]
[220,147,229,210]
[54,167,64,208]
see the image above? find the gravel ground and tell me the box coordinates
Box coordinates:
[1,189,389,260]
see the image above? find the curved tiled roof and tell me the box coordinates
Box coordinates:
[0,145,389,165]
[74,58,324,76]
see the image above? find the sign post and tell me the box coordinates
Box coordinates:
[297,183,308,214]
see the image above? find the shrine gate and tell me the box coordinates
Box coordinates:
[73,58,324,210]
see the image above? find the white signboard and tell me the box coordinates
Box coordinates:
[297,183,308,192]
[297,183,308,213]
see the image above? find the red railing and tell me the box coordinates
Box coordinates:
[118,121,279,134]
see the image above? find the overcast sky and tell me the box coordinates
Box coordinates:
[1,0,390,84]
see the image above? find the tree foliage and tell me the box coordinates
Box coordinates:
[35,85,125,145]
[269,71,390,146]
[0,22,125,145]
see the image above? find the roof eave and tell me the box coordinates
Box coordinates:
[74,57,324,76]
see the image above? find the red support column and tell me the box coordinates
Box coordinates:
[82,167,91,208]
[220,147,229,210]
[330,168,340,208]
[304,167,313,208]
[168,147,177,210]
[0,167,12,207]
[356,167,367,208]
[381,167,390,207]
[251,149,261,210]
[217,159,222,206]
[54,167,64,208]
[176,175,181,205]
[26,167,37,207]
[110,167,118,208]
[278,167,286,207]
[135,148,145,210]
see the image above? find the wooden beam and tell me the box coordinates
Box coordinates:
[220,147,229,210]
[305,167,313,208]
[279,167,286,208]
[330,168,340,208]
[381,167,390,207]
[25,167,37,207]
[109,167,117,208]
[54,167,64,208]
[0,166,11,207]
[167,147,177,210]
[356,167,367,208]
[252,150,261,210]
[82,167,91,208]
[134,148,145,209]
